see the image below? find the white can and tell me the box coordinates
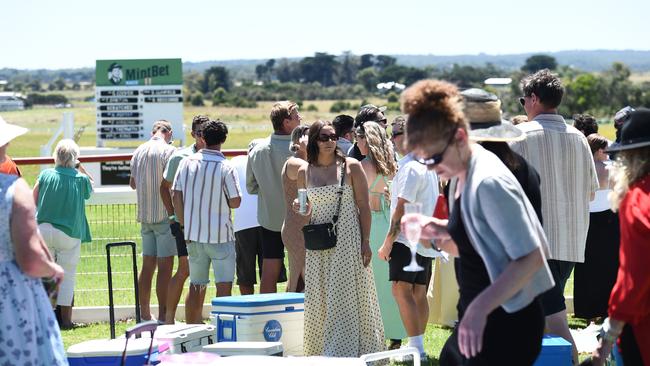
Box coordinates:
[298,189,308,214]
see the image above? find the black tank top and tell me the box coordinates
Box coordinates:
[448,195,491,318]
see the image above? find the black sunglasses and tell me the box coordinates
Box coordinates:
[391,132,404,138]
[415,131,456,166]
[317,134,339,142]
[519,97,526,107]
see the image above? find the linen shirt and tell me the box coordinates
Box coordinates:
[510,114,598,263]
[173,149,241,244]
[130,136,176,223]
[163,144,197,183]
[35,167,93,242]
[246,134,292,232]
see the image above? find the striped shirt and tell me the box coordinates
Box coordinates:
[130,136,176,223]
[510,114,599,263]
[172,149,241,244]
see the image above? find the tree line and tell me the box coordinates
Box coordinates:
[1,53,649,118]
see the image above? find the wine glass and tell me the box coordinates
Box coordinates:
[403,202,424,272]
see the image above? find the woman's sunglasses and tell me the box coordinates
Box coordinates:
[317,134,339,142]
[415,132,456,166]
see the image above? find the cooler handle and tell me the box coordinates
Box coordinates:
[121,320,158,366]
[216,314,237,342]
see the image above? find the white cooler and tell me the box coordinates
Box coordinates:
[211,293,304,355]
[153,324,216,354]
[202,341,283,356]
[67,338,159,366]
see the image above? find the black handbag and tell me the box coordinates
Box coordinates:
[302,161,346,250]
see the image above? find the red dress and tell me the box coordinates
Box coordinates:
[608,174,650,365]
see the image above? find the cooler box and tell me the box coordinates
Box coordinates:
[211,293,304,356]
[150,324,215,354]
[203,341,283,356]
[533,334,572,366]
[67,338,159,366]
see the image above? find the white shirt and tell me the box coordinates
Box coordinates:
[230,155,260,232]
[173,149,241,244]
[391,153,439,250]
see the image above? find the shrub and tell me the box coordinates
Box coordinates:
[330,101,351,113]
[191,94,204,106]
[306,104,318,112]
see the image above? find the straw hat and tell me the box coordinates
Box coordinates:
[0,116,28,147]
[461,88,525,142]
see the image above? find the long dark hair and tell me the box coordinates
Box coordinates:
[306,120,346,165]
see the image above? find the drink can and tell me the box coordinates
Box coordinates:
[298,188,308,214]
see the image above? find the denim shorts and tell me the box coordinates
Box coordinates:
[187,241,236,284]
[141,221,178,258]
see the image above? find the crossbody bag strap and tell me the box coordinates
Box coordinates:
[331,160,346,225]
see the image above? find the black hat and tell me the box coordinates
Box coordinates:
[607,107,650,152]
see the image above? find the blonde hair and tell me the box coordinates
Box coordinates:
[363,122,397,177]
[53,139,80,168]
[609,146,650,211]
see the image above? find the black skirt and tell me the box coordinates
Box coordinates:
[573,209,620,320]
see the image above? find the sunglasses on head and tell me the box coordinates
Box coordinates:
[415,131,456,166]
[317,133,338,142]
[518,97,526,107]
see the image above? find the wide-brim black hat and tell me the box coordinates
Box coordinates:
[607,107,650,152]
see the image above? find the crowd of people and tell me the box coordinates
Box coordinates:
[0,68,649,365]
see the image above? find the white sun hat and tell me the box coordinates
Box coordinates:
[0,115,28,147]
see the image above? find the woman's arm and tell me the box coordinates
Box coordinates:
[10,179,64,281]
[348,158,372,267]
[292,165,312,216]
[32,181,39,204]
[457,247,545,358]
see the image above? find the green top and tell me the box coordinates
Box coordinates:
[36,167,93,242]
[163,144,197,183]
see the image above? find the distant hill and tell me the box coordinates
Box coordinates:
[393,50,650,72]
[3,50,650,84]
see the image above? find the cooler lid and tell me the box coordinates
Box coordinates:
[67,338,158,358]
[211,293,304,307]
[542,334,572,347]
[203,342,283,355]
[155,324,215,340]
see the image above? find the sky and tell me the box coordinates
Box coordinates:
[3,0,650,70]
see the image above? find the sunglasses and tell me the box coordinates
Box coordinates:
[518,97,526,107]
[415,131,456,166]
[391,132,404,138]
[317,134,339,142]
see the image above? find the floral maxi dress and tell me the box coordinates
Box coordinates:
[0,174,68,366]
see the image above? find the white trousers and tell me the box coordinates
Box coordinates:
[38,223,81,306]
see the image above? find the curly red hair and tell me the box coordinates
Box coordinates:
[400,79,467,149]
